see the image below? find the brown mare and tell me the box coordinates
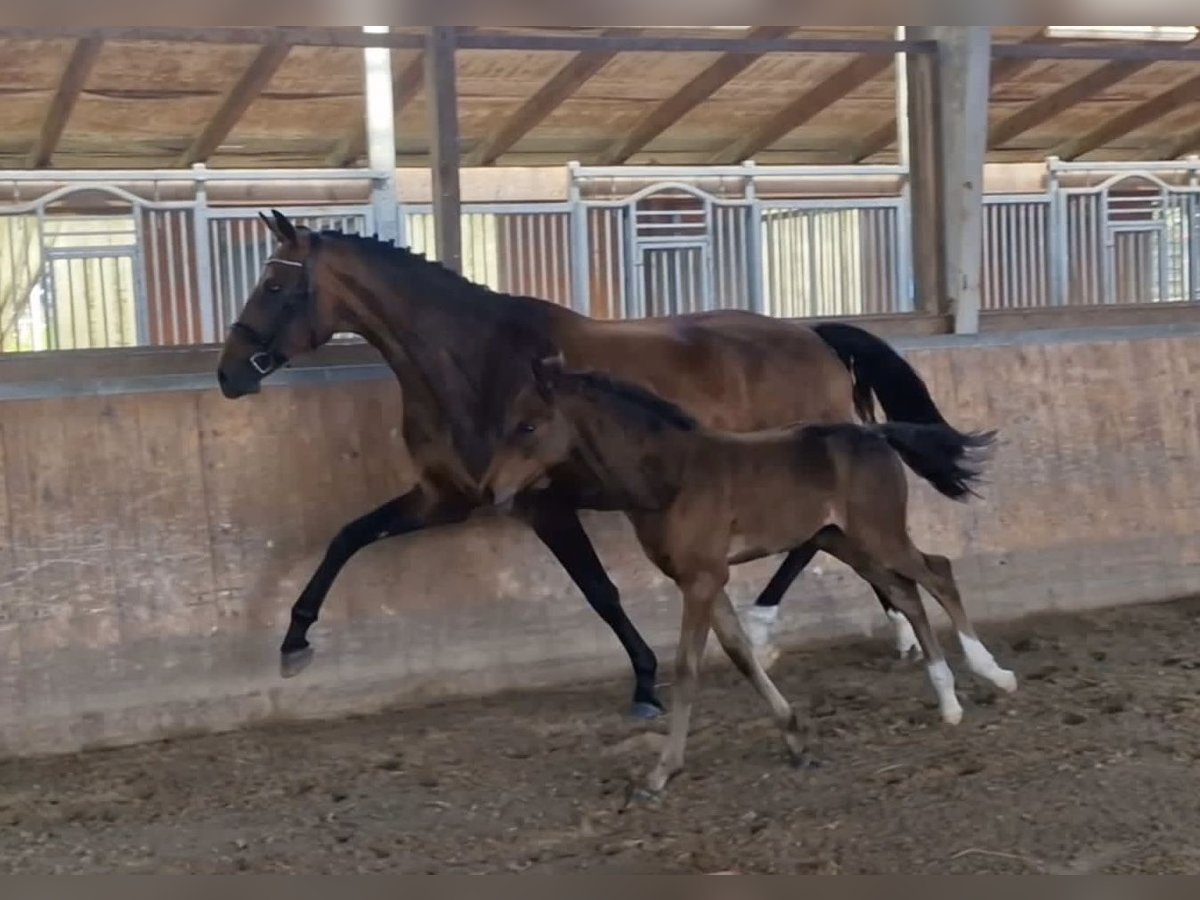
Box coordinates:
[483,357,1016,794]
[216,210,981,718]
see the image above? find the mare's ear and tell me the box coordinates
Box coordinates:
[260,209,298,245]
[530,354,566,401]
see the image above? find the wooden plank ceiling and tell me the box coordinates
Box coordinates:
[0,25,1197,170]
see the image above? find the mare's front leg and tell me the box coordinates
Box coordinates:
[520,495,663,719]
[280,485,473,677]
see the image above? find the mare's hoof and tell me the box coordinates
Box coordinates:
[790,751,822,771]
[629,701,665,721]
[621,783,663,810]
[280,646,315,679]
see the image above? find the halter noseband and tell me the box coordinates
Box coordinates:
[231,255,311,376]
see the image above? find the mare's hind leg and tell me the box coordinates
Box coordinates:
[711,592,814,768]
[815,530,963,725]
[906,552,1016,694]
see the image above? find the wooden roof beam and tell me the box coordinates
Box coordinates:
[465,27,635,167]
[595,25,793,166]
[711,53,892,164]
[326,53,425,167]
[327,28,474,168]
[850,34,1050,163]
[989,59,1154,149]
[1054,70,1200,160]
[180,39,292,166]
[1149,124,1200,160]
[27,37,104,168]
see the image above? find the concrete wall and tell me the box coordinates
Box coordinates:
[3,324,1200,756]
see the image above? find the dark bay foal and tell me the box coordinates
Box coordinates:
[483,358,1017,794]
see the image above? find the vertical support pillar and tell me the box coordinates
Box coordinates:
[567,161,590,314]
[938,26,990,334]
[905,26,990,333]
[425,26,462,273]
[192,163,217,343]
[743,160,765,314]
[362,25,400,243]
[904,27,946,318]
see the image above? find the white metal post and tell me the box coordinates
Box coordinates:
[363,25,400,242]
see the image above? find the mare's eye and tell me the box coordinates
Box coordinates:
[266,280,282,293]
[517,421,537,435]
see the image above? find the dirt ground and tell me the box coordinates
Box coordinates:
[3,597,1200,875]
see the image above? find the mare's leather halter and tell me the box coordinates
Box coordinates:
[229,254,312,376]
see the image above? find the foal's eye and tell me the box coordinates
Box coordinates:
[517,421,537,435]
[265,281,282,293]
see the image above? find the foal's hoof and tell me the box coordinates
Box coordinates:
[941,706,964,726]
[280,646,315,679]
[629,701,665,721]
[994,669,1019,694]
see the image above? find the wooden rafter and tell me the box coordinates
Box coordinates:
[326,28,476,168]
[1055,69,1200,160]
[710,53,892,164]
[27,37,104,168]
[465,27,634,167]
[989,60,1152,149]
[1149,123,1200,160]
[596,25,793,166]
[326,53,425,167]
[850,36,1049,163]
[180,39,292,166]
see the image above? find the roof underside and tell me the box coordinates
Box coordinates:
[0,25,1198,170]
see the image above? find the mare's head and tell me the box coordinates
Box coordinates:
[217,210,342,399]
[481,356,575,506]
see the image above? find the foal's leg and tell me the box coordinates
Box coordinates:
[907,552,1017,694]
[815,530,963,725]
[710,592,813,768]
[646,572,720,794]
[522,496,662,719]
[746,541,920,668]
[743,543,816,671]
[280,486,472,677]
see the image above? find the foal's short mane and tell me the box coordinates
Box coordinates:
[561,370,699,433]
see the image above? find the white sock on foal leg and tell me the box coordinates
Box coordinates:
[887,609,922,659]
[927,659,963,724]
[742,605,781,669]
[959,633,1018,693]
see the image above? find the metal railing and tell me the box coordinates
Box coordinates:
[3,159,1200,354]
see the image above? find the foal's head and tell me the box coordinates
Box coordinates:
[481,356,575,506]
[483,357,700,507]
[217,210,342,399]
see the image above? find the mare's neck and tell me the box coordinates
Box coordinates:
[326,245,578,476]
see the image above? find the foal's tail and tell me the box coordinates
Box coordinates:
[875,422,996,502]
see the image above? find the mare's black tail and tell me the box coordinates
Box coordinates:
[875,423,996,502]
[812,321,949,427]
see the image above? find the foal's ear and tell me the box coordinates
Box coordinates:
[260,209,298,245]
[530,354,565,400]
